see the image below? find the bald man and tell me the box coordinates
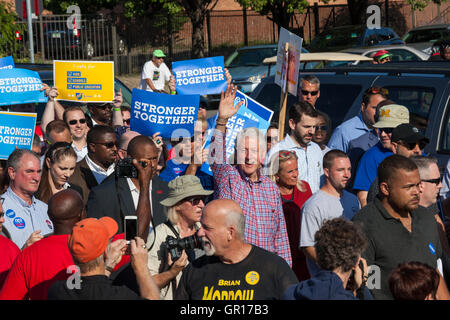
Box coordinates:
[0,189,86,300]
[175,199,298,300]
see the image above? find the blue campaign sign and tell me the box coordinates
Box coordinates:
[130,88,200,139]
[200,90,274,175]
[0,111,36,160]
[173,56,227,95]
[0,56,14,70]
[0,68,47,106]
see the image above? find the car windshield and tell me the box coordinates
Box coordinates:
[403,29,447,43]
[226,47,278,68]
[310,26,363,49]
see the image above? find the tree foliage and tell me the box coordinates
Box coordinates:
[0,2,25,59]
[407,0,447,11]
[236,0,309,30]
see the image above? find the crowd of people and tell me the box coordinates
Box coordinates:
[0,47,450,301]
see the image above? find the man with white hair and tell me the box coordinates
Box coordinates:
[175,199,298,300]
[209,84,292,266]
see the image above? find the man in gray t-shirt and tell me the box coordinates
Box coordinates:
[300,150,360,276]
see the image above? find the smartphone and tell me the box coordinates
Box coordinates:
[124,216,138,244]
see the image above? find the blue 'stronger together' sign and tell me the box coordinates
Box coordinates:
[130,88,200,139]
[172,56,227,95]
[0,56,15,70]
[200,90,274,175]
[0,68,47,106]
[0,111,37,160]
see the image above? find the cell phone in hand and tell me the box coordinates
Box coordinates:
[124,216,138,244]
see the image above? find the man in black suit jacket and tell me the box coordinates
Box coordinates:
[86,136,168,239]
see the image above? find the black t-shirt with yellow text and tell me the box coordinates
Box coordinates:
[174,245,298,300]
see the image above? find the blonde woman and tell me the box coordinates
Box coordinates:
[268,150,312,281]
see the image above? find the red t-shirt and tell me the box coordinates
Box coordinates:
[0,234,74,300]
[0,235,20,289]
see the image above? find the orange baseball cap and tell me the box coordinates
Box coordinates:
[68,217,118,263]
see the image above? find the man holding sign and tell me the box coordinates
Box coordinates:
[209,84,292,267]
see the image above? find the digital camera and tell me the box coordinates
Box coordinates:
[115,158,147,178]
[165,234,203,261]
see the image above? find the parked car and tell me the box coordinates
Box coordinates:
[262,52,372,72]
[250,62,450,171]
[402,24,450,54]
[340,45,429,65]
[41,18,127,60]
[224,44,310,95]
[307,25,404,52]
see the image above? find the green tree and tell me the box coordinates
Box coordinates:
[0,2,24,59]
[407,0,446,10]
[152,0,219,58]
[236,0,309,32]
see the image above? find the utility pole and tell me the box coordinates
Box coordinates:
[25,0,35,63]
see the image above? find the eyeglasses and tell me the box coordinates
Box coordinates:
[93,141,116,149]
[399,140,427,151]
[68,119,87,125]
[366,87,389,96]
[315,125,328,131]
[379,127,394,134]
[94,103,113,110]
[421,178,441,185]
[185,197,204,206]
[301,90,319,96]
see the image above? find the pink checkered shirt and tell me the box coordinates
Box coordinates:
[209,131,292,267]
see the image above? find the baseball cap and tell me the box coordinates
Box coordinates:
[373,49,393,61]
[391,123,429,144]
[68,217,118,263]
[160,175,213,207]
[373,104,409,128]
[153,49,166,58]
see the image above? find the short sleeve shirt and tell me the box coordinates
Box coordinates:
[139,61,171,91]
[299,190,360,275]
[174,246,298,300]
[1,187,52,249]
[352,199,442,300]
[353,142,393,191]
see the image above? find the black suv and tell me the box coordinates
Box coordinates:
[250,61,450,171]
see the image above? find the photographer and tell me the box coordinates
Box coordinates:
[146,175,212,300]
[283,217,372,300]
[86,135,158,239]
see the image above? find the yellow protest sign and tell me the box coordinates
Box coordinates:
[53,60,114,102]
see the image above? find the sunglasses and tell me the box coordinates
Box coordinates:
[279,150,296,158]
[68,118,87,125]
[185,197,204,206]
[400,140,427,151]
[95,103,113,110]
[315,125,328,131]
[301,90,319,96]
[366,87,389,96]
[93,141,116,149]
[421,178,441,185]
[379,127,394,134]
[0,211,4,218]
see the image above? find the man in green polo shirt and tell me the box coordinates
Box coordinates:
[352,155,450,300]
